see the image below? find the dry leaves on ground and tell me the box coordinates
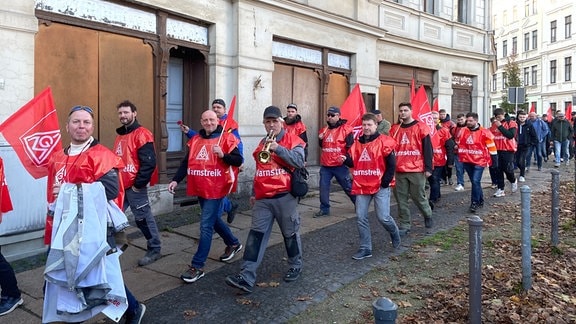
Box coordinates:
[401,182,576,323]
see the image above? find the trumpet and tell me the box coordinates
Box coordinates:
[258,130,277,163]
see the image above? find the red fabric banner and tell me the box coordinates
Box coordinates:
[546,106,553,122]
[411,86,435,136]
[529,102,536,114]
[340,84,366,139]
[432,98,439,112]
[410,78,416,103]
[0,87,62,179]
[566,102,572,117]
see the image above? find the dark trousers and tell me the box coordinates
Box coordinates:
[0,248,20,299]
[515,146,529,177]
[496,151,516,190]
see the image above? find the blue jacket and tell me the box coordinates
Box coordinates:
[531,118,549,142]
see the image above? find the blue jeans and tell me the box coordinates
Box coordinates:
[319,165,355,213]
[463,163,485,205]
[526,142,544,169]
[125,285,138,315]
[355,187,397,251]
[554,140,570,164]
[192,197,240,269]
[428,166,444,202]
[454,155,465,186]
[124,187,161,252]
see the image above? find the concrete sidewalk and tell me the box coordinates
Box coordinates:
[6,162,573,323]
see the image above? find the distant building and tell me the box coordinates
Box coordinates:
[490,0,575,115]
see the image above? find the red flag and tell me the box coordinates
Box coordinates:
[410,78,416,103]
[546,106,553,122]
[432,98,439,112]
[529,102,536,114]
[411,86,435,135]
[218,95,237,145]
[0,87,62,179]
[566,102,572,117]
[340,84,366,139]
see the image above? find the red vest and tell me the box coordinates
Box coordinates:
[285,120,307,137]
[458,127,494,167]
[490,121,517,152]
[319,123,353,166]
[390,121,430,172]
[350,135,396,195]
[113,126,154,188]
[252,132,305,199]
[186,132,239,199]
[432,127,451,167]
[46,144,125,244]
[0,158,13,213]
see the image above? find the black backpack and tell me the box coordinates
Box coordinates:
[287,167,309,198]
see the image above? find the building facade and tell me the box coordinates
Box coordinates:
[490,0,575,115]
[0,0,493,259]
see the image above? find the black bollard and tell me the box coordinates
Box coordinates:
[520,185,532,291]
[372,297,397,324]
[468,215,483,324]
[551,170,560,246]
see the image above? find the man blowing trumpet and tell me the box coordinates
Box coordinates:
[226,106,306,294]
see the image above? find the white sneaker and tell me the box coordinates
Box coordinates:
[519,176,525,182]
[493,189,505,197]
[511,180,518,193]
[454,184,464,191]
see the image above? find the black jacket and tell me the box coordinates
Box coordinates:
[116,120,157,189]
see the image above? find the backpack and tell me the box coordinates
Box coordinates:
[287,167,309,198]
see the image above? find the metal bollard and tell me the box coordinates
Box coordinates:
[468,215,483,324]
[520,185,532,291]
[372,297,397,324]
[551,170,560,247]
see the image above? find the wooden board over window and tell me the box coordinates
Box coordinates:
[35,22,153,148]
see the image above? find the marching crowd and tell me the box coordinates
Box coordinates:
[0,98,574,323]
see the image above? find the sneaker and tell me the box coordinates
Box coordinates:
[125,303,146,324]
[0,296,23,316]
[284,268,302,282]
[225,274,253,293]
[390,229,401,248]
[448,179,453,186]
[227,202,239,224]
[554,163,560,168]
[398,228,411,237]
[180,266,205,283]
[219,244,243,262]
[313,210,330,218]
[138,250,161,266]
[352,249,372,260]
[490,183,498,189]
[424,217,434,229]
[469,203,479,213]
[519,176,525,182]
[511,180,518,193]
[493,189,505,197]
[454,184,464,191]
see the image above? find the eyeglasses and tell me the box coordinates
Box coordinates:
[327,113,336,117]
[69,105,94,116]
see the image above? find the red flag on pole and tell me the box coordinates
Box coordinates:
[0,87,62,179]
[432,98,439,112]
[218,95,237,145]
[529,102,536,114]
[546,106,553,122]
[411,86,435,135]
[340,84,366,139]
[566,102,572,117]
